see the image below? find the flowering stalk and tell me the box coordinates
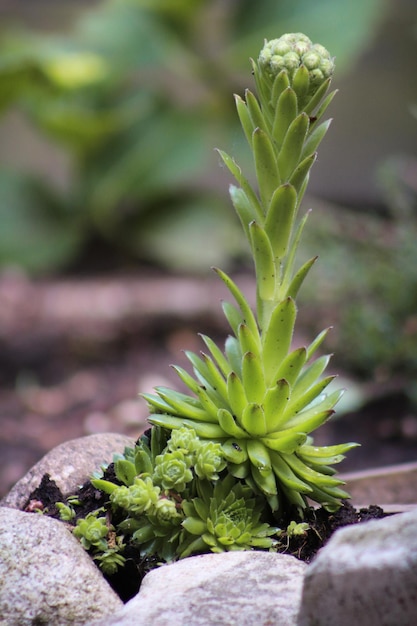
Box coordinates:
[227,33,336,330]
[145,33,358,515]
[67,34,359,573]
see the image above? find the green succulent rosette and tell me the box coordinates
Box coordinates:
[143,33,358,515]
[179,475,279,557]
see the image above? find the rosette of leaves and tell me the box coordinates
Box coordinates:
[144,33,358,515]
[85,427,228,562]
[179,474,279,558]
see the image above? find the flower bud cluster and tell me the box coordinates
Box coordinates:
[258,32,334,93]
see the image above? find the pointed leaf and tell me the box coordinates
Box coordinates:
[285,375,336,417]
[242,351,266,404]
[171,365,219,420]
[224,336,242,377]
[285,256,317,299]
[217,408,247,437]
[238,323,261,358]
[272,86,297,148]
[270,70,291,109]
[153,387,211,421]
[217,150,263,219]
[114,459,136,486]
[265,183,298,259]
[91,479,119,495]
[300,441,360,462]
[222,439,248,464]
[229,185,258,240]
[284,453,345,488]
[306,328,332,361]
[263,378,291,431]
[251,59,274,117]
[246,439,271,471]
[200,352,228,403]
[149,414,225,439]
[234,94,254,146]
[278,210,311,300]
[253,128,280,208]
[292,65,310,109]
[262,297,297,386]
[301,119,332,161]
[283,408,335,435]
[303,79,332,115]
[228,459,251,479]
[222,300,243,336]
[199,334,231,378]
[251,465,277,497]
[289,153,317,196]
[308,89,337,123]
[214,268,259,339]
[249,221,276,301]
[271,347,307,388]
[245,89,268,133]
[291,355,332,403]
[262,431,306,453]
[277,113,309,181]
[269,451,312,493]
[241,402,267,437]
[226,371,247,420]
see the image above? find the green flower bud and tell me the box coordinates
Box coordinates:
[258,33,334,94]
[194,441,227,481]
[153,450,193,492]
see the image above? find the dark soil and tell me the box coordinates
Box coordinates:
[24,469,388,603]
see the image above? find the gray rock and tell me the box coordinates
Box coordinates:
[298,509,417,626]
[0,507,123,626]
[1,433,135,510]
[89,551,307,626]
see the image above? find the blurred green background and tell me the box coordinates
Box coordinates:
[0,0,417,389]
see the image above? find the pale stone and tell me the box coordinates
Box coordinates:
[1,433,135,510]
[298,509,417,625]
[89,551,307,626]
[0,507,123,625]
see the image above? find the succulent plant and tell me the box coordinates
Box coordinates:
[110,476,161,515]
[144,33,358,514]
[66,34,359,575]
[179,474,279,557]
[72,510,110,551]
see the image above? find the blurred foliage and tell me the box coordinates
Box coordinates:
[298,152,417,391]
[0,0,384,274]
